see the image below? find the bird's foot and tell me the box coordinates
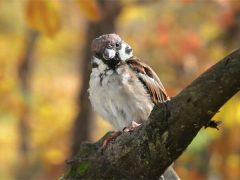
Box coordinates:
[101,131,122,150]
[123,121,141,132]
[101,121,141,150]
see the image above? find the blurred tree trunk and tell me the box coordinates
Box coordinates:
[71,0,122,156]
[16,29,38,179]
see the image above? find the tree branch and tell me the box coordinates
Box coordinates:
[64,49,240,179]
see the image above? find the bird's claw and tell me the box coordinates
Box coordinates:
[101,121,141,150]
[123,121,141,132]
[101,131,122,150]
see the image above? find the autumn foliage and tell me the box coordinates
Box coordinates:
[0,0,240,179]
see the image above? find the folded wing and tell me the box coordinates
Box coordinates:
[126,57,169,104]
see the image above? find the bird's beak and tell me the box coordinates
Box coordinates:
[103,48,116,59]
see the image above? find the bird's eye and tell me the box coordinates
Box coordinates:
[116,43,120,48]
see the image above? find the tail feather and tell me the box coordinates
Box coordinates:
[160,166,180,180]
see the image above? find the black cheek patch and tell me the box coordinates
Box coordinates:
[125,47,132,54]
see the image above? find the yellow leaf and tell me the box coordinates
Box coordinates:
[44,148,65,165]
[25,0,61,37]
[75,0,102,22]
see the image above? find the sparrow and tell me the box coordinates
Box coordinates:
[88,34,179,179]
[89,33,169,137]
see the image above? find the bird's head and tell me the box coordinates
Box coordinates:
[91,34,133,69]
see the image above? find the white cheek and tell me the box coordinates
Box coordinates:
[118,43,133,61]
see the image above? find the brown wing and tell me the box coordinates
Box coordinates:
[126,57,169,104]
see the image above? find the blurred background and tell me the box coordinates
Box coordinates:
[0,0,240,179]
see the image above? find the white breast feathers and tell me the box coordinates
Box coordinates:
[88,57,154,130]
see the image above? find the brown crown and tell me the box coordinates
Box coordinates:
[91,33,121,54]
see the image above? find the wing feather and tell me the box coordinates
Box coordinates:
[126,57,169,104]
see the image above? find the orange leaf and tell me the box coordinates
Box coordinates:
[180,0,193,5]
[25,0,61,37]
[75,0,102,22]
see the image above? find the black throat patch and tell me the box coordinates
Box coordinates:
[102,55,121,70]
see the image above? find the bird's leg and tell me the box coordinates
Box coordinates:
[101,121,141,150]
[123,121,141,132]
[101,131,122,150]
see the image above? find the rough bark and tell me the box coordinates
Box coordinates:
[65,48,240,179]
[71,0,122,156]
